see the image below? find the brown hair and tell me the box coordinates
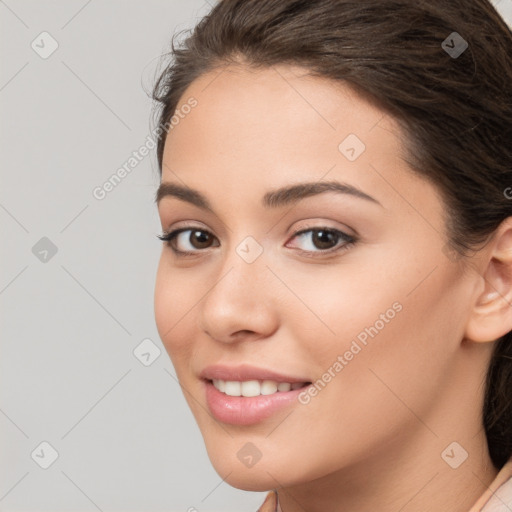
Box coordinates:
[151,0,512,469]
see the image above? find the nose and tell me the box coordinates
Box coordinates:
[198,243,279,344]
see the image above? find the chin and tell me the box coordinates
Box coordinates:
[207,445,313,492]
[215,466,279,493]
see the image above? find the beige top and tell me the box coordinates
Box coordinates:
[257,458,512,512]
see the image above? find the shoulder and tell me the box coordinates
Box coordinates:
[469,458,512,512]
[257,491,277,512]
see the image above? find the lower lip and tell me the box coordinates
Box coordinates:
[204,380,309,426]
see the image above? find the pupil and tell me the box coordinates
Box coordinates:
[192,230,211,248]
[314,230,336,249]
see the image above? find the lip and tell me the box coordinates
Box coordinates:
[200,364,312,426]
[199,364,309,383]
[203,379,310,425]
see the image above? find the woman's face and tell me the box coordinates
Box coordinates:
[154,64,482,491]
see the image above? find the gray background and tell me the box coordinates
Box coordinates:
[1,1,511,511]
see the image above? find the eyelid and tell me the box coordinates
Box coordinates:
[289,219,358,239]
[285,226,356,257]
[157,222,357,258]
[157,226,219,256]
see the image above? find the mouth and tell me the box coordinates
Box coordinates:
[203,378,313,426]
[209,378,311,396]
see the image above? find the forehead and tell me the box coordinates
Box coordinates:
[163,63,395,162]
[159,63,438,221]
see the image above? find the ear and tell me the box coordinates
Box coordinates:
[464,217,512,343]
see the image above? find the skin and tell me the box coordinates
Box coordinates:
[154,63,512,512]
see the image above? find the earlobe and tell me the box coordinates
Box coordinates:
[464,218,512,344]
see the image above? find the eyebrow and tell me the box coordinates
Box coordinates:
[155,180,382,210]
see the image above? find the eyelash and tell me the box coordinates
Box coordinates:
[156,225,357,259]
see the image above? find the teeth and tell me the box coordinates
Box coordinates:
[241,380,260,397]
[260,380,278,395]
[211,379,306,396]
[224,381,241,396]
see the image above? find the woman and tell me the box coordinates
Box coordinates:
[151,0,512,510]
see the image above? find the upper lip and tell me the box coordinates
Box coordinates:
[200,364,310,383]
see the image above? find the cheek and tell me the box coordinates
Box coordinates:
[275,261,406,365]
[154,259,199,365]
[284,255,463,411]
[250,266,457,474]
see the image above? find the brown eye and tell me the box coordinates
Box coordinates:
[287,227,356,257]
[157,228,219,254]
[188,230,214,249]
[157,226,356,258]
[311,229,338,250]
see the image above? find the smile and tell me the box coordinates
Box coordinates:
[211,379,309,397]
